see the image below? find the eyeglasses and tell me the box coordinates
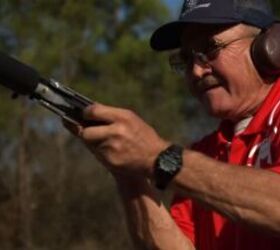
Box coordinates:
[169,35,256,76]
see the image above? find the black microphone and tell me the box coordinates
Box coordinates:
[0,52,99,127]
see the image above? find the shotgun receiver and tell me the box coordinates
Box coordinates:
[0,52,97,126]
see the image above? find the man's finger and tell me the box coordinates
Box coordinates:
[62,119,83,136]
[81,124,114,142]
[83,103,126,123]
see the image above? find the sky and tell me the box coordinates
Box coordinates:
[162,0,182,17]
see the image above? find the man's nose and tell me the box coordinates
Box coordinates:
[191,60,213,79]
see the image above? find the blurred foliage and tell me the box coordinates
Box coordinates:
[271,0,280,15]
[0,1,188,250]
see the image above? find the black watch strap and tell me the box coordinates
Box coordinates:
[154,144,183,190]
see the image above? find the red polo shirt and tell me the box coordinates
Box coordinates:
[171,79,280,250]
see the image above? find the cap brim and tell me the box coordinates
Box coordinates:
[150,22,184,51]
[150,19,240,51]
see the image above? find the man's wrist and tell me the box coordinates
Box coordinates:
[153,144,184,190]
[144,140,171,178]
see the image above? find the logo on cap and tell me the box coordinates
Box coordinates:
[181,0,211,17]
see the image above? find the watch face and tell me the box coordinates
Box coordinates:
[155,145,183,190]
[160,155,179,172]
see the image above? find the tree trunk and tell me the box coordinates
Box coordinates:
[54,48,71,248]
[14,98,32,250]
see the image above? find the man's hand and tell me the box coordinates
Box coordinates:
[64,103,169,177]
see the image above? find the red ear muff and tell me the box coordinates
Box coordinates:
[251,23,280,77]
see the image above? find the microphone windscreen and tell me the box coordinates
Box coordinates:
[0,52,40,95]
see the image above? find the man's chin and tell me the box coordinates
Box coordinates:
[202,100,231,119]
[207,109,227,119]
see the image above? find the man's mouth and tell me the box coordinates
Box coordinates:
[200,84,221,93]
[193,75,223,95]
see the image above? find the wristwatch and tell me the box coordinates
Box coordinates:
[154,144,184,190]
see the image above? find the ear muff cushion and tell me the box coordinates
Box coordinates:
[251,23,280,77]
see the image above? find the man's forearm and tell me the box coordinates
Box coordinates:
[172,149,280,234]
[115,176,195,250]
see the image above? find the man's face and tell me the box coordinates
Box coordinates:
[180,24,273,121]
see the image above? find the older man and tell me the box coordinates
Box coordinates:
[66,0,280,249]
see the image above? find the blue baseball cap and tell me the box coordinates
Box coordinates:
[150,0,277,51]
